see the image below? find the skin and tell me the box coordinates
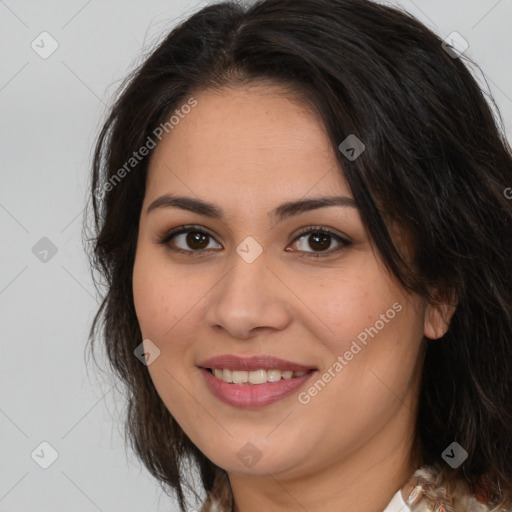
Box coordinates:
[132,83,455,512]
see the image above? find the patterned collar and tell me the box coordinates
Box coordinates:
[396,465,506,512]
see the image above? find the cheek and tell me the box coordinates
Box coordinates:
[132,248,202,341]
[296,259,424,403]
[132,251,205,424]
[293,259,398,357]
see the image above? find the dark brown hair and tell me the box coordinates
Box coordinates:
[84,0,512,510]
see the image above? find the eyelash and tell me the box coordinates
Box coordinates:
[158,224,351,258]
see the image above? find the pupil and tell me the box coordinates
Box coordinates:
[309,232,330,251]
[187,232,208,249]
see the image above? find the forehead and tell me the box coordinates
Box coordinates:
[145,84,350,203]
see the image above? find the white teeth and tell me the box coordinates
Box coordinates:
[248,369,267,384]
[210,368,309,384]
[232,370,248,384]
[266,369,282,382]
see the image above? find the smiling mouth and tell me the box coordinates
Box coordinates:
[205,367,314,385]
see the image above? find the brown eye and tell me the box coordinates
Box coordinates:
[307,232,332,251]
[185,231,210,250]
[289,227,350,257]
[159,226,222,254]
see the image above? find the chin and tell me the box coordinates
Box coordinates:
[201,440,311,477]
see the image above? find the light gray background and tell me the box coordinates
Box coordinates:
[1,1,511,511]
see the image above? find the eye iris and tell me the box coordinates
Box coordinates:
[186,231,209,249]
[309,232,331,251]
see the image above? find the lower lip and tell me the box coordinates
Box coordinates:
[199,367,316,408]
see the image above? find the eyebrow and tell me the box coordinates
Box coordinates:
[146,194,357,222]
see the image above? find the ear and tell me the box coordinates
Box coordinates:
[424,297,457,340]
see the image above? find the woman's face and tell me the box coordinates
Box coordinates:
[132,84,449,479]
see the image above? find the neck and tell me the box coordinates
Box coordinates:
[229,397,421,512]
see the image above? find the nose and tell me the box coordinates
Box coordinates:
[205,247,292,339]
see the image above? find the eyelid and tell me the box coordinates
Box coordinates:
[158,224,351,257]
[291,225,349,243]
[159,224,215,242]
[289,225,351,257]
[158,224,221,255]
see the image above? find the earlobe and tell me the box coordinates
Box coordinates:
[424,301,457,340]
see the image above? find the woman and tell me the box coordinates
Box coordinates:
[85,0,512,511]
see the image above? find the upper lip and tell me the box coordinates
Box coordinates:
[197,354,316,372]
